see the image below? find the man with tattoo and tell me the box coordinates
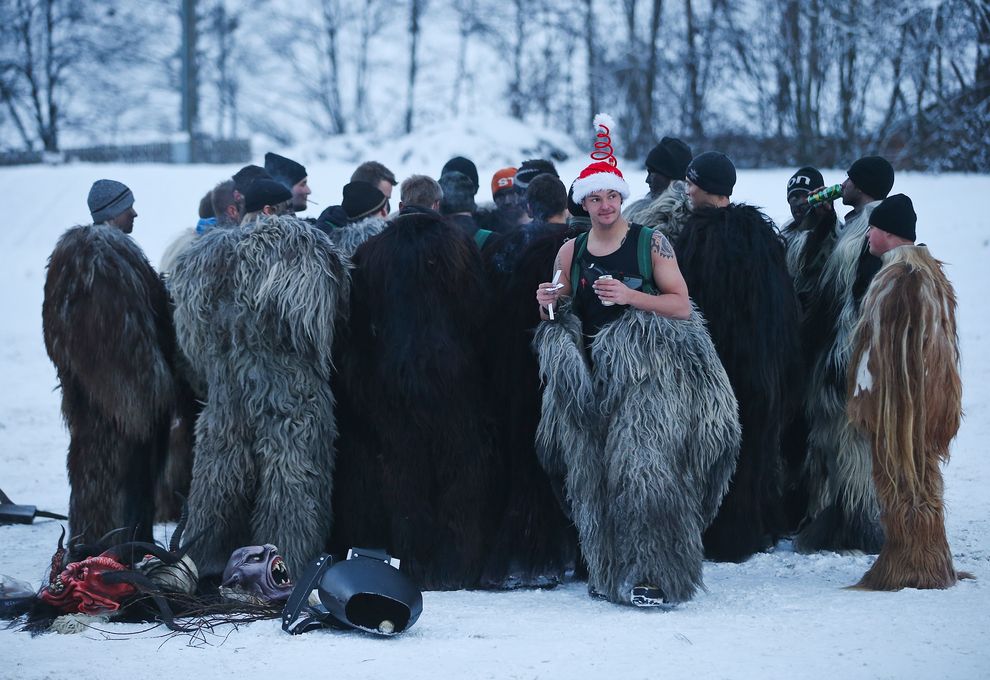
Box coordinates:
[531,117,741,608]
[676,151,803,562]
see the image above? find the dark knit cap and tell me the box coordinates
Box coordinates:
[847,156,894,200]
[645,137,693,181]
[244,179,292,213]
[232,165,272,195]
[440,156,479,194]
[342,181,387,221]
[686,151,736,197]
[439,171,477,214]
[515,159,559,190]
[88,179,135,223]
[264,152,307,190]
[567,182,589,218]
[787,166,825,197]
[869,193,916,242]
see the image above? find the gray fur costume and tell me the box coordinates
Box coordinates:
[327,214,388,259]
[622,181,691,242]
[534,306,740,604]
[795,202,884,553]
[169,215,349,578]
[43,223,177,552]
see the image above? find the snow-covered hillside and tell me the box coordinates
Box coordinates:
[1,142,988,678]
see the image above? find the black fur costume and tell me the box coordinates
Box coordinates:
[794,204,884,553]
[330,211,498,590]
[476,224,580,588]
[675,204,803,561]
[43,224,178,552]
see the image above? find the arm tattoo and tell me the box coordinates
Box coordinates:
[553,254,563,277]
[651,231,674,259]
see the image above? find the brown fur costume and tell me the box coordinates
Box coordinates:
[847,245,964,590]
[43,224,177,552]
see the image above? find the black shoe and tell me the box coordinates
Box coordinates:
[630,584,666,607]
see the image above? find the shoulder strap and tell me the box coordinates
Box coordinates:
[570,232,589,291]
[636,224,657,295]
[474,229,493,249]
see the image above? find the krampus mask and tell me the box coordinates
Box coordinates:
[220,544,293,605]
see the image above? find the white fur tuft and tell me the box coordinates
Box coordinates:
[593,112,617,133]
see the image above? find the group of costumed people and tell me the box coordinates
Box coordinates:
[8,112,969,634]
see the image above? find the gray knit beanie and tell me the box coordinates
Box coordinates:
[88,179,134,223]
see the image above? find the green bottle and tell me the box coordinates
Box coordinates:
[807,184,842,207]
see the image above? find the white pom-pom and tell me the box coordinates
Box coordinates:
[593,112,617,133]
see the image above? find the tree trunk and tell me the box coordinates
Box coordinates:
[405,0,423,134]
[584,0,598,127]
[684,0,704,138]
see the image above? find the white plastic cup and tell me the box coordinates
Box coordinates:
[598,274,615,306]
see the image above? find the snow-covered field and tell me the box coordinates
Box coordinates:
[2,131,989,678]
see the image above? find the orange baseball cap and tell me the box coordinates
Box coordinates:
[491,167,517,198]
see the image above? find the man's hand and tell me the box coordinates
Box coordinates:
[593,276,635,306]
[536,281,563,309]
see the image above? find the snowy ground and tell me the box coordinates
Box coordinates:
[1,139,989,678]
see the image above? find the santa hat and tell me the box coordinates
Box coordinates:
[570,113,630,203]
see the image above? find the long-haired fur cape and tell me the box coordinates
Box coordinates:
[848,245,966,589]
[42,223,177,551]
[330,211,499,591]
[328,214,388,260]
[534,305,740,604]
[476,223,580,589]
[675,204,803,561]
[622,180,692,242]
[796,203,884,553]
[169,215,349,579]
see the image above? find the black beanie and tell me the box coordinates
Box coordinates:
[686,151,736,197]
[440,156,479,194]
[567,181,589,218]
[264,152,307,190]
[645,137,693,181]
[232,165,272,195]
[244,179,292,213]
[515,159,559,190]
[439,171,477,214]
[847,156,894,200]
[869,193,916,242]
[342,181,387,221]
[787,166,825,197]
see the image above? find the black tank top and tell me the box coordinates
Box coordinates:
[573,223,646,343]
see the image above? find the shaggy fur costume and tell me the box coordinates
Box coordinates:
[796,203,885,553]
[848,245,965,589]
[330,211,499,590]
[327,214,388,259]
[169,216,349,578]
[534,305,740,604]
[477,224,579,589]
[622,181,692,242]
[675,204,803,561]
[43,224,177,551]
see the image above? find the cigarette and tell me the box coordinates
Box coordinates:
[548,269,562,320]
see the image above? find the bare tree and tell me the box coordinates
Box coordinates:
[354,0,389,131]
[405,0,426,133]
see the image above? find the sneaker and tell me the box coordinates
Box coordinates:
[630,584,666,607]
